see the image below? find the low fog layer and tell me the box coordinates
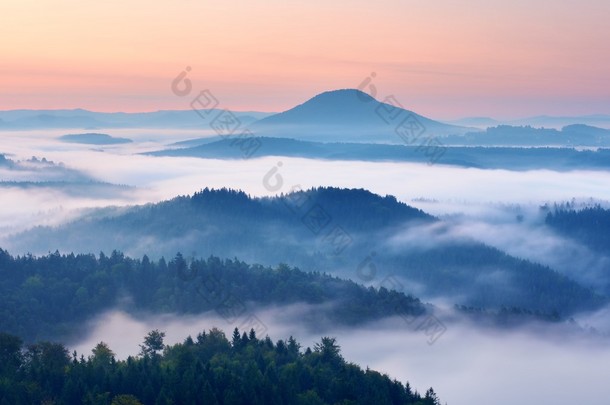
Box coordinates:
[4,148,610,241]
[3,128,610,405]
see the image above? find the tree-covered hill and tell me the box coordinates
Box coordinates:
[546,204,610,255]
[0,249,425,342]
[9,187,605,314]
[0,328,442,405]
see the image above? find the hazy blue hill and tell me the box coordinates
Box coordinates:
[563,123,610,138]
[0,155,93,182]
[0,154,133,198]
[154,137,328,158]
[5,114,107,129]
[59,132,133,145]
[251,89,470,142]
[444,124,610,147]
[0,153,14,167]
[512,114,610,129]
[0,109,272,130]
[148,136,610,170]
[10,188,604,314]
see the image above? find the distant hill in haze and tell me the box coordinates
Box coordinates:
[444,124,610,147]
[148,136,610,171]
[0,109,272,130]
[0,154,134,199]
[59,133,133,145]
[511,114,610,130]
[250,89,471,142]
[0,154,94,183]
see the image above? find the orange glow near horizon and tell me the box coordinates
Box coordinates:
[0,0,608,118]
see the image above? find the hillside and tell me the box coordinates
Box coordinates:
[546,205,610,256]
[0,248,425,342]
[149,136,610,170]
[0,329,442,405]
[8,188,604,314]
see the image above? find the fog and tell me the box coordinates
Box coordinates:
[385,203,610,292]
[72,307,610,405]
[3,128,610,404]
[5,128,610,206]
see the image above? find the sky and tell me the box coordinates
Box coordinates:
[1,0,609,119]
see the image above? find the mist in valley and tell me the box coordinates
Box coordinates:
[3,129,610,405]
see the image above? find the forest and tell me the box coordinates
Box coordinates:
[0,328,442,405]
[546,204,610,256]
[0,249,425,342]
[9,187,604,314]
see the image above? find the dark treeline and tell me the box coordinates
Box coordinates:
[0,328,441,405]
[546,204,610,255]
[0,248,425,342]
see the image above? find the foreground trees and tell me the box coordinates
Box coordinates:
[0,328,440,405]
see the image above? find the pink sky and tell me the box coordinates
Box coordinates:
[1,0,608,119]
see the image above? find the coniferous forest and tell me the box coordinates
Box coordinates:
[0,248,425,342]
[0,328,441,405]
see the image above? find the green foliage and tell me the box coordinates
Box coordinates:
[91,341,115,368]
[0,329,436,405]
[111,394,144,405]
[0,249,425,342]
[139,330,165,358]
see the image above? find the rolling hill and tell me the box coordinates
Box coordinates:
[8,187,604,314]
[148,136,610,170]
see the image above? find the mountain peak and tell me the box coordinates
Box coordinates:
[309,88,377,102]
[251,88,469,142]
[256,88,386,127]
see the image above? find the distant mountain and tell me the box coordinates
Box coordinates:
[0,113,108,129]
[0,109,273,130]
[0,154,133,199]
[444,124,610,147]
[510,115,610,130]
[250,89,471,143]
[10,187,604,314]
[0,155,93,183]
[59,133,132,145]
[147,136,610,170]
